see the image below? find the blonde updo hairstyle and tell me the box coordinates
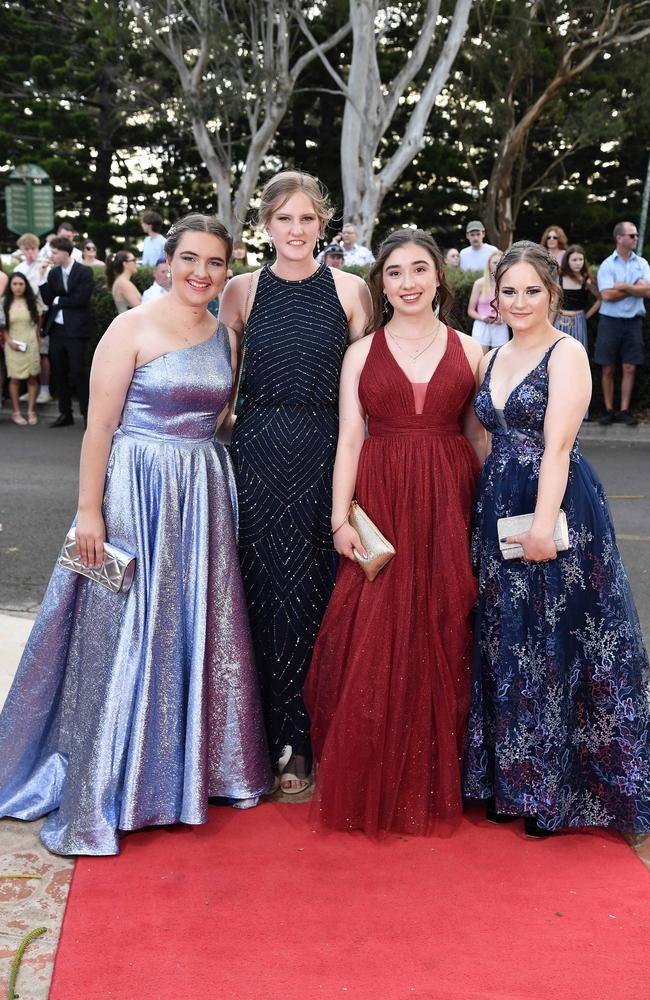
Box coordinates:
[256,171,334,237]
[493,240,563,313]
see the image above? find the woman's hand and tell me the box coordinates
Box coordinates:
[7,339,20,351]
[75,511,106,567]
[333,522,368,561]
[507,529,557,563]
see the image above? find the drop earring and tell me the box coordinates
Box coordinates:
[432,290,440,314]
[383,292,390,315]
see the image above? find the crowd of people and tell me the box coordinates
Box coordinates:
[0,170,649,857]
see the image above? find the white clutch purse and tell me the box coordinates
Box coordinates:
[58,527,136,592]
[497,511,569,560]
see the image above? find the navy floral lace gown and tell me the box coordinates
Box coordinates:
[463,340,650,833]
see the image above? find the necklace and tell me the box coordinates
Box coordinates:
[385,324,441,364]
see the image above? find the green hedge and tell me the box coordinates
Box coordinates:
[85,263,650,416]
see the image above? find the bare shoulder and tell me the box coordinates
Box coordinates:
[92,310,140,362]
[548,334,589,367]
[330,267,369,299]
[455,328,483,367]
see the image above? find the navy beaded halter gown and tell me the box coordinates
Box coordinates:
[229,263,349,764]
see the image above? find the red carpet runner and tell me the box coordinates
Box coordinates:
[49,803,650,1000]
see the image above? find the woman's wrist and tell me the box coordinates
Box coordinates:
[331,515,349,535]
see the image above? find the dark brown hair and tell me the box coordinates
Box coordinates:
[365,229,454,334]
[142,210,164,232]
[164,214,232,261]
[105,249,136,289]
[560,244,592,288]
[494,240,563,311]
[4,272,40,328]
[50,236,73,255]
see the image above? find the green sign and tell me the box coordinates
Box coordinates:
[5,163,54,236]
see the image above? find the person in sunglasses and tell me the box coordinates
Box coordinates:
[596,221,650,426]
[540,225,568,266]
[82,240,104,267]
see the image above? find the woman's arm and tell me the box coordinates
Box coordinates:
[459,333,489,463]
[330,339,371,560]
[330,270,373,342]
[512,338,591,563]
[75,316,140,567]
[467,279,482,322]
[585,277,601,320]
[215,326,240,444]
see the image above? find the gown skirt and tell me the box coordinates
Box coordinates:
[463,341,650,832]
[305,328,480,836]
[0,324,273,855]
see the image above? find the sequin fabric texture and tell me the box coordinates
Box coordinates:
[0,324,273,856]
[229,263,348,763]
[464,341,650,832]
[305,328,480,835]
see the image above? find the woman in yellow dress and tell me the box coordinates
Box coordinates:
[3,272,41,425]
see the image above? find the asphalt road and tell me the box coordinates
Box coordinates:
[1,410,649,640]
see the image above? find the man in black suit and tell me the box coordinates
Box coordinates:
[39,236,95,427]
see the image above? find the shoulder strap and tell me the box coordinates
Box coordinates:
[485,346,502,378]
[546,337,568,360]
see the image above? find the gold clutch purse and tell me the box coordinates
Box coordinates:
[348,500,396,581]
[497,511,569,560]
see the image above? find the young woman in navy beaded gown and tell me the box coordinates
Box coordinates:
[219,172,371,792]
[463,241,650,836]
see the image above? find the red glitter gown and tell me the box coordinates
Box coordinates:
[304,327,479,836]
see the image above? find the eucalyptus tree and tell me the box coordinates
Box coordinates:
[127,0,351,238]
[455,0,650,248]
[295,0,474,244]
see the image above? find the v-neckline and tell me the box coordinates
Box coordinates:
[487,342,559,414]
[381,326,451,414]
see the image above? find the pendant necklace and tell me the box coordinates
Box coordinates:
[386,324,441,365]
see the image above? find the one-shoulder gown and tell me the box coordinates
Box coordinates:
[0,323,273,855]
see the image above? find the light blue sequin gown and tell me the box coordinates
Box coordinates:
[0,323,273,855]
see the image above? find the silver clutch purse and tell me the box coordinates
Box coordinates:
[348,500,396,581]
[58,527,136,593]
[497,511,569,560]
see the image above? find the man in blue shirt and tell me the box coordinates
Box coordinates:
[596,221,650,426]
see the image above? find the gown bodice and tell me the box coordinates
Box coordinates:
[120,323,231,442]
[474,339,579,466]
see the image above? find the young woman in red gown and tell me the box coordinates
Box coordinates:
[304,229,487,836]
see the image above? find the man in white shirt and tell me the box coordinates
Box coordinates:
[41,222,83,263]
[459,221,498,272]
[141,257,171,303]
[333,223,374,266]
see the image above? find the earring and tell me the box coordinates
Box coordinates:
[383,292,390,314]
[432,290,440,314]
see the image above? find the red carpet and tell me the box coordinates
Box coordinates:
[49,803,650,1000]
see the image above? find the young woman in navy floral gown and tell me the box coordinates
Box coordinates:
[463,241,650,837]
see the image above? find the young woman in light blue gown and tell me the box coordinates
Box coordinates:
[0,215,273,856]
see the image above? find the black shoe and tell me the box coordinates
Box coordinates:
[618,409,638,427]
[524,815,554,839]
[486,797,519,825]
[50,414,74,427]
[599,410,615,426]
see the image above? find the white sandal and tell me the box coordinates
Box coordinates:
[279,772,313,796]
